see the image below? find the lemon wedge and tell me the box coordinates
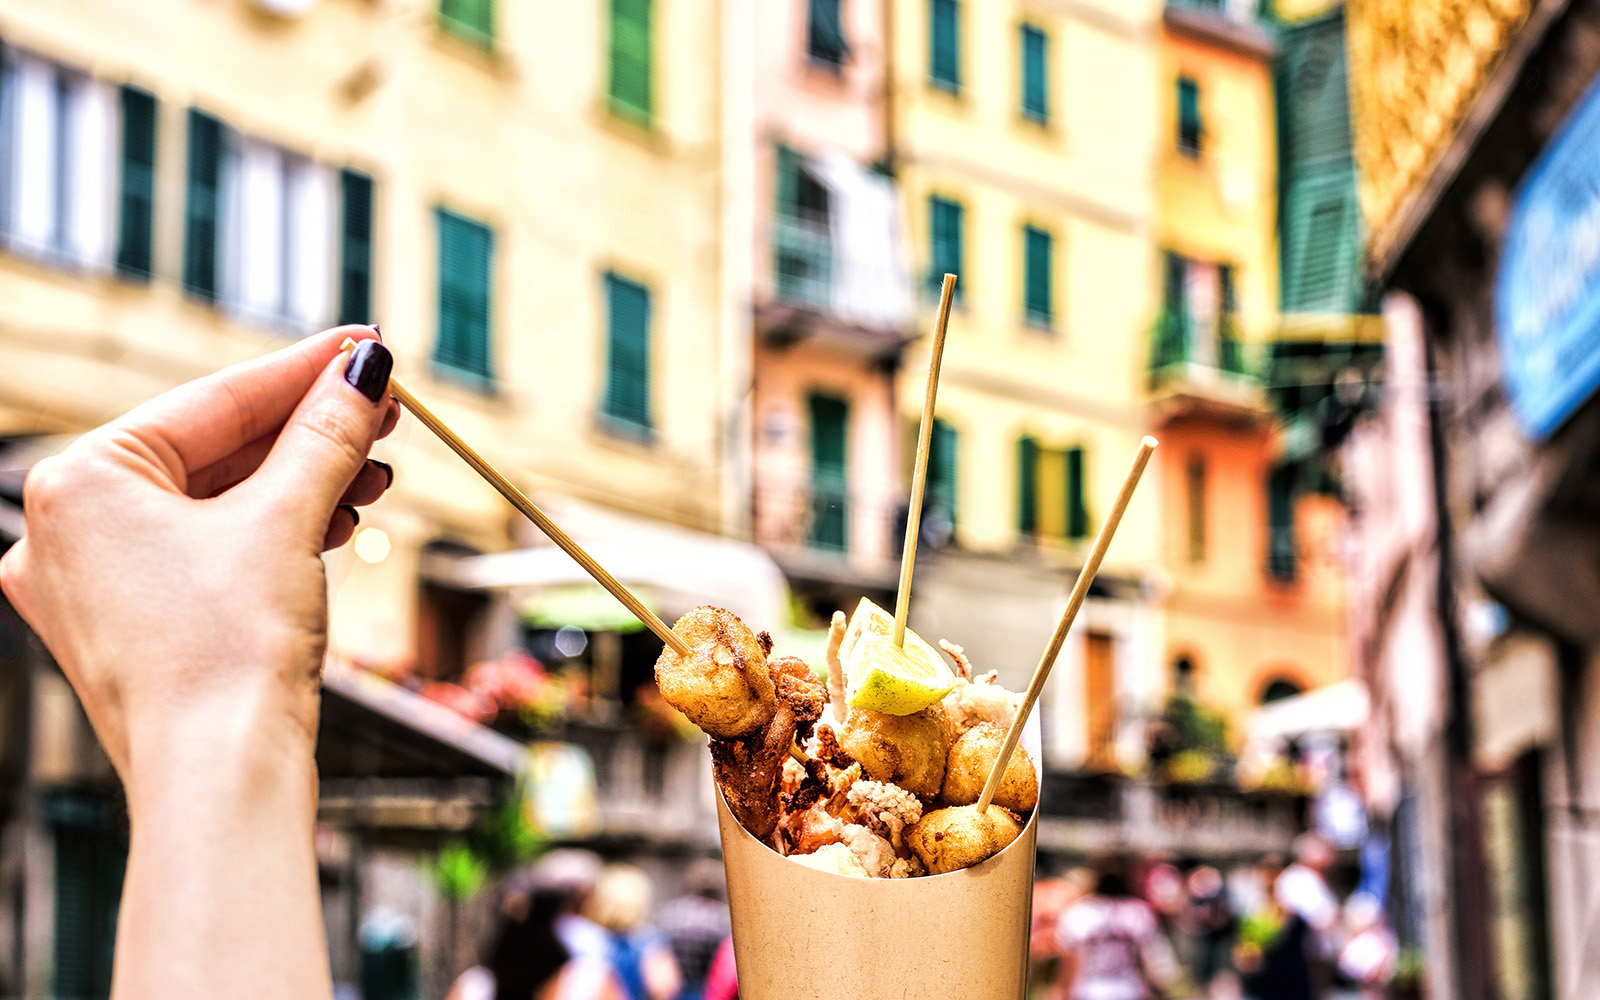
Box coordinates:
[839,597,956,715]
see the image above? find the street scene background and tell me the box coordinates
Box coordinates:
[0,0,1589,998]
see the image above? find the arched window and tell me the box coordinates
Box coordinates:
[1260,677,1305,704]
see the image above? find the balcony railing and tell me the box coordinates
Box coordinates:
[1038,771,1300,857]
[752,481,905,568]
[1151,309,1253,381]
[773,212,832,309]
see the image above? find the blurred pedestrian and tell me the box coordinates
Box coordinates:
[1182,866,1238,999]
[585,865,683,1000]
[1240,835,1338,1000]
[1029,871,1088,1000]
[1336,893,1396,1000]
[1056,851,1179,1000]
[446,875,589,1000]
[702,937,738,1000]
[656,858,731,1000]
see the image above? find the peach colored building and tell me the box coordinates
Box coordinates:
[747,0,915,616]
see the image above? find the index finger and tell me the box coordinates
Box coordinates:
[113,325,382,477]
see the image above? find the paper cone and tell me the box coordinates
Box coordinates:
[715,720,1042,1000]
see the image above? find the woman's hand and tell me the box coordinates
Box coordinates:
[0,325,399,1000]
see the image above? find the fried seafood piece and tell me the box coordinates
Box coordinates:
[938,639,974,681]
[655,606,776,738]
[941,672,1022,736]
[792,842,870,878]
[838,703,952,801]
[844,780,922,850]
[940,722,1040,812]
[906,804,1025,875]
[825,610,847,723]
[715,653,831,842]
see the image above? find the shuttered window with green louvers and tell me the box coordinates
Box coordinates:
[439,0,493,48]
[927,418,958,531]
[930,0,960,91]
[1021,25,1048,122]
[338,169,373,327]
[808,393,849,551]
[1177,76,1202,156]
[115,85,156,281]
[808,0,847,66]
[1017,435,1038,536]
[1267,464,1297,581]
[610,0,653,124]
[433,209,494,384]
[182,109,224,301]
[928,195,964,300]
[602,271,653,436]
[1024,224,1052,326]
[1281,172,1360,313]
[1066,445,1088,540]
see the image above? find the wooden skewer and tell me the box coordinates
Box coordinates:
[343,339,691,657]
[893,273,957,647]
[975,436,1158,813]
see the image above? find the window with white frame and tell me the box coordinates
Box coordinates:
[0,48,118,270]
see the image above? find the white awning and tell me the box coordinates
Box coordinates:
[437,498,790,631]
[1247,679,1371,744]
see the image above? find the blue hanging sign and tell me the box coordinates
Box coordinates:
[1497,74,1600,439]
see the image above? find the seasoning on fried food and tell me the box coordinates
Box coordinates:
[838,703,952,801]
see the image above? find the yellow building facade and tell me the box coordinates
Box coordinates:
[888,0,1165,770]
[0,0,736,674]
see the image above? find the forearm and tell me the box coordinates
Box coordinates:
[114,706,332,1000]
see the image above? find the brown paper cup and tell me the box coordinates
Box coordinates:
[715,721,1042,1000]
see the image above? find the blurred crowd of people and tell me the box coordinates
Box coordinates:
[1029,834,1400,1000]
[446,851,739,1000]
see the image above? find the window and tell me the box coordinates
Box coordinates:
[218,136,339,330]
[1018,437,1088,541]
[774,145,832,306]
[1187,454,1206,563]
[438,0,494,48]
[926,417,958,536]
[115,85,156,280]
[434,208,494,383]
[929,0,960,92]
[808,0,847,67]
[182,109,223,301]
[337,169,374,326]
[1021,24,1048,122]
[1267,464,1296,582]
[1154,252,1243,374]
[928,195,963,300]
[1177,76,1201,156]
[808,394,849,551]
[609,0,654,125]
[601,271,652,435]
[0,52,118,270]
[1024,224,1052,326]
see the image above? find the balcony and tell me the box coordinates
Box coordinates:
[751,480,904,592]
[773,211,833,310]
[1038,771,1300,858]
[1149,310,1272,423]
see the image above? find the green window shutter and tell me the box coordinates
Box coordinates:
[1267,464,1296,582]
[808,0,847,66]
[1218,262,1245,373]
[1155,250,1188,369]
[609,0,654,124]
[1021,25,1048,122]
[1282,173,1360,313]
[602,271,653,435]
[927,418,958,528]
[182,108,223,302]
[807,393,849,551]
[1177,76,1202,156]
[1024,225,1052,325]
[1279,18,1353,174]
[1017,435,1038,536]
[928,195,964,300]
[1066,445,1088,540]
[929,0,960,91]
[1187,453,1206,563]
[439,0,494,47]
[434,208,494,383]
[115,85,156,281]
[337,169,374,327]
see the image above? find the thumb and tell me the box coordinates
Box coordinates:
[250,339,393,539]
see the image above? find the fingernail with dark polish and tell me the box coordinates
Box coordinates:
[344,340,392,404]
[371,324,382,342]
[371,460,394,488]
[338,504,360,528]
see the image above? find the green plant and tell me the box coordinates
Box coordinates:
[433,841,488,902]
